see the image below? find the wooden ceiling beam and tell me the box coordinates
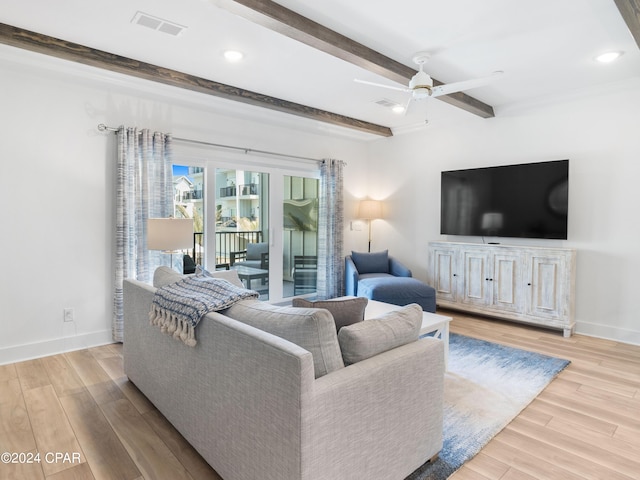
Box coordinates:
[215,0,496,118]
[0,22,393,137]
[613,0,640,50]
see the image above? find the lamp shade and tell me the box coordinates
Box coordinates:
[147,218,194,251]
[358,200,383,220]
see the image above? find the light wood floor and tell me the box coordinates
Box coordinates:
[447,312,640,480]
[1,312,638,480]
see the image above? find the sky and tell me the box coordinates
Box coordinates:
[173,165,189,176]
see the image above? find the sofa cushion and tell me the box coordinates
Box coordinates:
[224,300,344,378]
[292,296,368,331]
[233,260,262,269]
[337,303,422,365]
[153,266,185,288]
[153,266,245,290]
[195,266,245,289]
[351,250,389,274]
[246,242,268,260]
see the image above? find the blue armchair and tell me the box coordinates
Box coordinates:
[345,250,436,312]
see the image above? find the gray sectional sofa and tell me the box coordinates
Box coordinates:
[123,267,444,480]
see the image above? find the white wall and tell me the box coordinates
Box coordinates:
[0,45,369,364]
[2,43,637,365]
[361,78,640,345]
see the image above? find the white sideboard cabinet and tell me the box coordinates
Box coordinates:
[428,242,576,336]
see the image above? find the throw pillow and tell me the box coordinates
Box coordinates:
[224,299,344,378]
[292,296,368,331]
[338,303,422,365]
[195,265,245,289]
[351,250,389,274]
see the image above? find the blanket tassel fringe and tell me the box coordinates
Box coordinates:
[149,305,197,347]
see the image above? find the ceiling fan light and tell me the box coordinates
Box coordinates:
[413,87,431,99]
[409,70,433,90]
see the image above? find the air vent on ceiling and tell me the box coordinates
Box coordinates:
[131,11,186,36]
[375,98,399,108]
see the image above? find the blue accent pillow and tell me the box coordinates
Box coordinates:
[351,250,389,274]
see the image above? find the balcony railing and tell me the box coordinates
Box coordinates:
[219,183,259,198]
[190,231,263,267]
[176,190,203,201]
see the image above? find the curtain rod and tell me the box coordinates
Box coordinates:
[97,124,332,164]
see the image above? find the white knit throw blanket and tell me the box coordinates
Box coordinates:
[149,276,258,346]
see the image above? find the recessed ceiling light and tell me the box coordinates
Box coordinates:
[223,50,244,62]
[595,51,623,63]
[391,105,406,114]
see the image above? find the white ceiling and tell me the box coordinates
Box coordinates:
[2,0,639,134]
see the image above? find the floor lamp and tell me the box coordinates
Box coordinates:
[148,218,194,273]
[358,200,383,252]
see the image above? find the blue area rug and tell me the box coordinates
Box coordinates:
[406,333,570,480]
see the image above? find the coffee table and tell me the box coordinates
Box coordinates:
[231,265,269,290]
[364,300,452,368]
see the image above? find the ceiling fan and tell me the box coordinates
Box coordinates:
[355,51,503,108]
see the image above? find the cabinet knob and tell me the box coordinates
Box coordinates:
[527,283,532,286]
[453,274,457,277]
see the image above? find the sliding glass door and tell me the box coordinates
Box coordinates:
[172,164,205,271]
[173,145,319,303]
[283,175,319,298]
[215,168,270,299]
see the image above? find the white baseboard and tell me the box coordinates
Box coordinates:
[0,330,115,366]
[575,321,640,346]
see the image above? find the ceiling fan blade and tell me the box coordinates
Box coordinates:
[431,71,503,98]
[398,96,414,116]
[391,120,429,136]
[406,99,415,116]
[354,78,410,93]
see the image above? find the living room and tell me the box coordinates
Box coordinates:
[1,0,638,361]
[0,1,639,479]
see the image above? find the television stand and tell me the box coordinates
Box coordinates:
[428,242,576,336]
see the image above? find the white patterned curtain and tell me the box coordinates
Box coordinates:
[317,159,345,299]
[112,127,174,342]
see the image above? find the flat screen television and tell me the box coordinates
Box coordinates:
[440,159,569,240]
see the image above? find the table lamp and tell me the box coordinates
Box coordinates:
[148,218,194,273]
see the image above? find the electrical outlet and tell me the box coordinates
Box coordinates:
[63,308,74,322]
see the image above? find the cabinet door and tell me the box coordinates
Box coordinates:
[430,247,458,302]
[461,250,491,307]
[492,253,523,313]
[526,254,565,320]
